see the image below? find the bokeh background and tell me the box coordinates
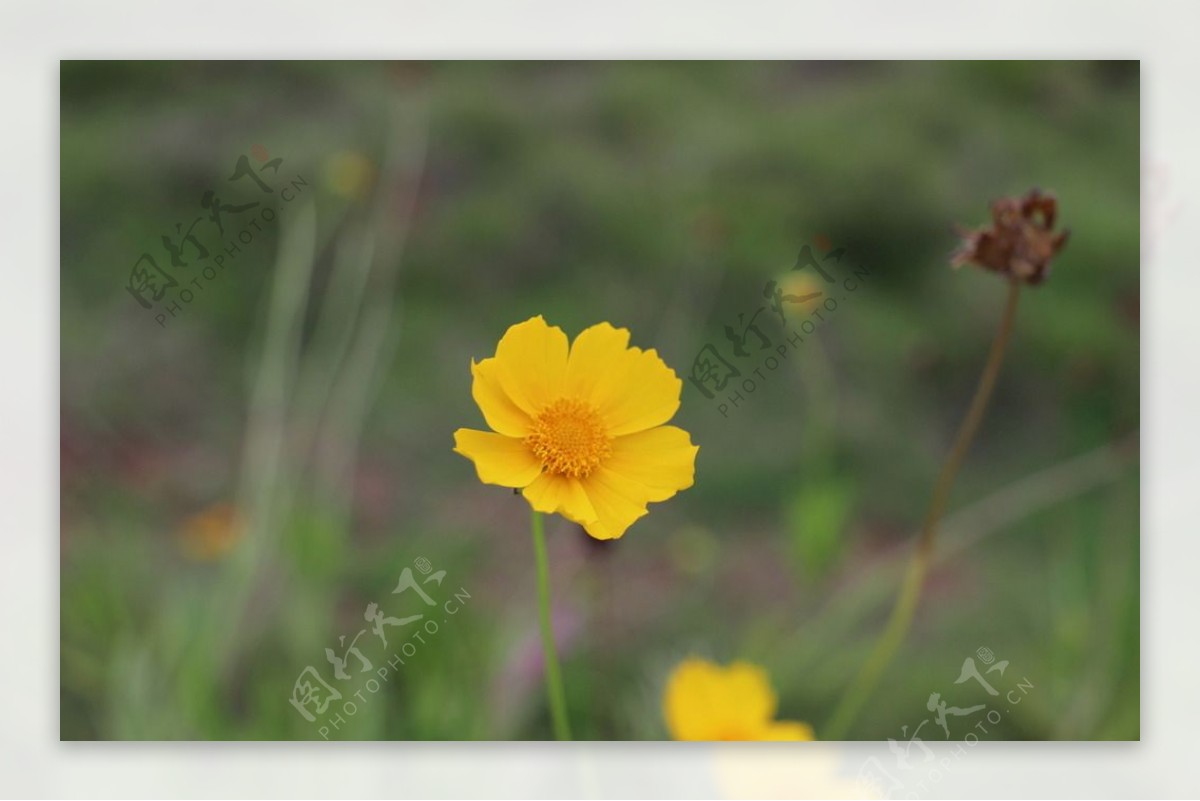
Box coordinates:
[60,61,1139,740]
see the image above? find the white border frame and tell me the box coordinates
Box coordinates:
[7,1,1197,796]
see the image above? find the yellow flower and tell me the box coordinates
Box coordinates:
[322,150,376,201]
[178,502,242,561]
[663,657,815,741]
[453,315,699,540]
[777,270,824,306]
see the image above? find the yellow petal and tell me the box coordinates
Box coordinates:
[663,658,780,741]
[719,661,780,725]
[607,425,699,502]
[663,658,719,740]
[471,358,533,437]
[577,466,650,540]
[452,429,542,488]
[491,315,569,416]
[522,472,598,524]
[566,322,683,435]
[565,322,631,400]
[608,346,682,436]
[760,721,816,741]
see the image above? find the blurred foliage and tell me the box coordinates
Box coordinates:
[61,61,1139,740]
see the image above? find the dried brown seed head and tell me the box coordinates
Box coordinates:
[952,189,1069,285]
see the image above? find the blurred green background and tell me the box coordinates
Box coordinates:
[60,61,1139,740]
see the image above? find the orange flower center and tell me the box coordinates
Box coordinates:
[525,397,611,479]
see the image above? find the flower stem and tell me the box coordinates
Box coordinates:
[824,278,1021,740]
[531,510,572,740]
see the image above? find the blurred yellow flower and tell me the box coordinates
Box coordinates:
[323,150,376,201]
[663,657,815,741]
[777,271,824,308]
[178,502,242,561]
[454,315,698,540]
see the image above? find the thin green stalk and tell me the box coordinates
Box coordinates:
[531,510,572,740]
[824,278,1021,739]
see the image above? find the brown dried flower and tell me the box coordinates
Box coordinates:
[952,189,1069,285]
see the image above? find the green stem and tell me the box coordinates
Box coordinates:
[824,278,1021,739]
[531,510,572,740]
